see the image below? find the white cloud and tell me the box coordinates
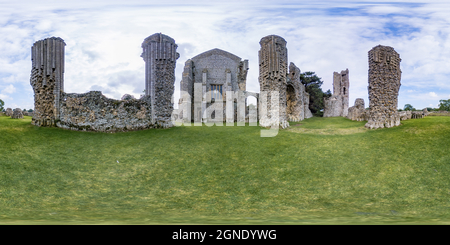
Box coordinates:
[1,84,16,94]
[0,1,449,111]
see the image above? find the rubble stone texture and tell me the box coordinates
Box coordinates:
[286,62,313,121]
[178,48,249,123]
[5,108,13,117]
[347,98,368,121]
[258,35,289,129]
[57,91,155,132]
[323,69,349,117]
[30,37,65,127]
[11,108,24,119]
[365,45,402,129]
[141,33,179,127]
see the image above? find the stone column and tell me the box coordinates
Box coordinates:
[141,33,179,128]
[365,45,402,129]
[258,35,289,129]
[30,37,66,127]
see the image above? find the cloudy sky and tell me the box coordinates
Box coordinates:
[1,0,450,111]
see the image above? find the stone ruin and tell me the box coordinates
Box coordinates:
[11,108,24,119]
[177,48,250,124]
[5,108,13,117]
[365,45,402,129]
[30,37,65,127]
[30,33,316,132]
[286,62,313,121]
[30,33,178,132]
[323,69,349,117]
[174,34,312,128]
[258,35,290,129]
[347,98,368,121]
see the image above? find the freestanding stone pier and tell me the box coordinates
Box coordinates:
[141,33,179,127]
[323,69,349,117]
[258,35,289,129]
[30,37,66,127]
[365,45,402,129]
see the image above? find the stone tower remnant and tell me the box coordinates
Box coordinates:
[365,45,402,129]
[258,35,289,129]
[323,69,349,117]
[141,33,179,127]
[30,37,66,127]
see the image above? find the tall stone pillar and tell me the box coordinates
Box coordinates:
[141,33,179,128]
[258,35,289,129]
[30,37,65,127]
[365,45,402,129]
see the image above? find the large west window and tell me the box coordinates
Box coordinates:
[210,84,223,100]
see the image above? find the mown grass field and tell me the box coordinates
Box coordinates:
[1,115,450,224]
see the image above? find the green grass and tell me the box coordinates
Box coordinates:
[1,115,450,224]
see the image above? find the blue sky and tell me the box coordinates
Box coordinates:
[1,0,450,110]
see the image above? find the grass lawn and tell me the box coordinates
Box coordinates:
[0,115,450,224]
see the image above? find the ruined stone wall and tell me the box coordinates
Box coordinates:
[365,45,402,129]
[323,69,349,117]
[286,62,313,122]
[5,108,13,117]
[30,37,65,127]
[141,33,179,127]
[57,91,155,132]
[347,98,368,121]
[11,108,24,119]
[258,35,288,128]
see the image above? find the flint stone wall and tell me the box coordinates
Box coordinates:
[11,108,24,119]
[57,91,157,132]
[347,98,368,121]
[323,69,349,117]
[286,62,312,121]
[5,108,13,117]
[365,45,402,129]
[258,35,289,129]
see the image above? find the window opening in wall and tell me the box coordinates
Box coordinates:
[211,84,222,100]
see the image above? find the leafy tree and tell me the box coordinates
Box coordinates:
[404,104,414,111]
[300,71,329,116]
[28,109,33,112]
[439,99,450,111]
[426,107,433,112]
[0,99,4,111]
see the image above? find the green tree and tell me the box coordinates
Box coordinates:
[439,99,450,111]
[404,104,414,111]
[0,99,4,111]
[300,71,329,116]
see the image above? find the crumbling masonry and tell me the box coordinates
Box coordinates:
[30,34,178,132]
[323,69,349,117]
[258,35,289,129]
[365,45,402,129]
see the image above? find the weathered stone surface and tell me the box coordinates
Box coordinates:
[30,37,66,127]
[121,94,135,100]
[347,98,368,121]
[286,62,312,121]
[5,108,13,117]
[323,69,349,117]
[399,110,412,121]
[11,108,24,119]
[365,45,402,129]
[141,33,179,127]
[258,35,289,129]
[58,91,155,132]
[177,48,250,123]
